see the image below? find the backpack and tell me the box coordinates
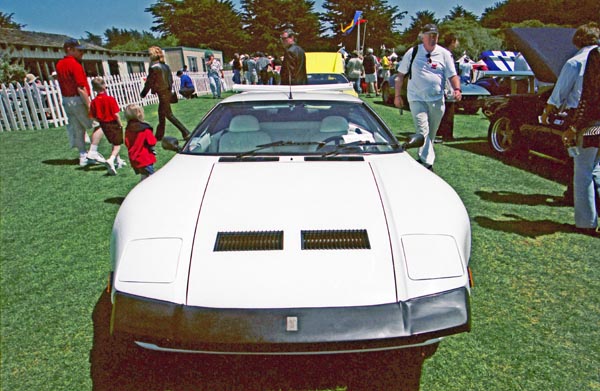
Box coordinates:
[405,45,419,80]
[573,46,600,139]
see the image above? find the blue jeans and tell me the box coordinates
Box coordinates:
[209,74,221,97]
[232,69,241,84]
[573,145,600,228]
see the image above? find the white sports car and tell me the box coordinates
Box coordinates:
[109,84,472,355]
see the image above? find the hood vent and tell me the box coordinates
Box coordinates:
[301,229,371,250]
[214,231,284,252]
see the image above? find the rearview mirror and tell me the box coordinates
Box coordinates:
[161,136,180,152]
[402,133,425,150]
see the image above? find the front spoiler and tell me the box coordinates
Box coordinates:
[111,287,470,354]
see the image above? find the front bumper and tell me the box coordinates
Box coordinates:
[111,287,470,354]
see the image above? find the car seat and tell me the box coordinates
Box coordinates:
[218,115,272,153]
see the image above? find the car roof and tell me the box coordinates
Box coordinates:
[227,84,362,103]
[505,27,577,83]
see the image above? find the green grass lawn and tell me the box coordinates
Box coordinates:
[1,95,598,391]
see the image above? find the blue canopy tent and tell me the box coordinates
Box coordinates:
[479,50,519,71]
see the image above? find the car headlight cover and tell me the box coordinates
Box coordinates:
[401,235,464,280]
[118,238,182,283]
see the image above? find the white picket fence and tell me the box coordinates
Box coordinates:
[0,71,232,132]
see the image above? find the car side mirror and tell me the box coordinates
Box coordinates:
[402,133,425,150]
[161,136,181,152]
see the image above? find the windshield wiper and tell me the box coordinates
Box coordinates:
[319,140,399,157]
[235,140,325,158]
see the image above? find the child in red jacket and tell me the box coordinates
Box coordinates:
[124,104,157,181]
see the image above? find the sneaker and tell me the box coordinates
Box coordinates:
[79,155,89,167]
[105,157,117,176]
[86,151,106,164]
[115,156,127,169]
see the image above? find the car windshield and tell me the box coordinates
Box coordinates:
[307,73,350,85]
[183,100,400,155]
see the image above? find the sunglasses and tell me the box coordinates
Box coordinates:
[426,53,432,64]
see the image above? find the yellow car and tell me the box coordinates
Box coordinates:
[305,52,358,97]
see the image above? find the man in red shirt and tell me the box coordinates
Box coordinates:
[56,38,104,166]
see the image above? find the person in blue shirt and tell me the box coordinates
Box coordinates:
[542,22,600,235]
[176,70,196,99]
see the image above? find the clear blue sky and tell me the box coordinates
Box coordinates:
[2,0,498,39]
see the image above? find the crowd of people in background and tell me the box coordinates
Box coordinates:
[53,22,598,235]
[229,29,308,87]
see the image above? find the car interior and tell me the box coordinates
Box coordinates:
[185,101,396,155]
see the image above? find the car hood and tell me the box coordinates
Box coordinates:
[387,74,489,97]
[112,154,470,309]
[505,27,577,83]
[462,82,490,97]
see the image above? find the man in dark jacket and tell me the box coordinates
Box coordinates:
[141,46,190,140]
[279,29,307,85]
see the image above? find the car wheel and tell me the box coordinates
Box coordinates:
[487,115,524,157]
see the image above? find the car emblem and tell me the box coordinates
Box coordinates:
[286,316,298,332]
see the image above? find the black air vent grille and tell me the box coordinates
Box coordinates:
[214,231,284,251]
[301,229,371,250]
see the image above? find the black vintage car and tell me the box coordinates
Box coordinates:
[483,27,578,161]
[380,72,491,114]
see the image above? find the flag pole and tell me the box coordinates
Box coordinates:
[357,20,361,54]
[362,21,368,54]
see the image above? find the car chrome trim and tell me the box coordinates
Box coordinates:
[134,337,443,355]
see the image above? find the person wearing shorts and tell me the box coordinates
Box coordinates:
[362,48,379,97]
[89,77,126,175]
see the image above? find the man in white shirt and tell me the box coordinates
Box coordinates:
[394,24,462,170]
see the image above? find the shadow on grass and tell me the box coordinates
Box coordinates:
[474,213,579,238]
[90,290,430,391]
[370,100,396,107]
[42,158,79,166]
[445,140,572,186]
[42,159,111,174]
[104,197,125,206]
[475,191,567,207]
